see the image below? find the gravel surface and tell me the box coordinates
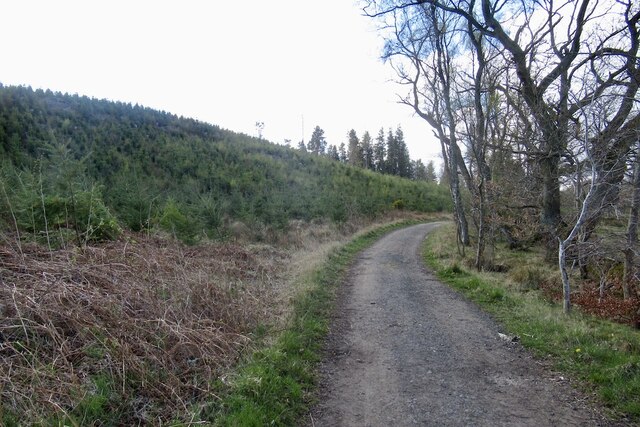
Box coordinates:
[308,223,620,427]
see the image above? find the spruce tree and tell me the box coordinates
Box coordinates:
[361,131,374,170]
[425,160,437,183]
[327,144,340,161]
[338,142,347,163]
[347,129,362,167]
[414,159,427,180]
[386,128,398,175]
[373,128,386,172]
[395,126,412,178]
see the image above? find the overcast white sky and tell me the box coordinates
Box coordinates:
[1,0,441,165]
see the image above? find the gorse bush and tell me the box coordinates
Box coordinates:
[392,199,405,210]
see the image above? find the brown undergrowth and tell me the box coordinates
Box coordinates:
[537,278,640,327]
[549,282,639,327]
[0,232,288,424]
[0,212,436,424]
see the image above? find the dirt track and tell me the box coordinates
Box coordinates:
[309,223,617,426]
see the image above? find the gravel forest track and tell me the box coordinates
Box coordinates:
[309,223,617,427]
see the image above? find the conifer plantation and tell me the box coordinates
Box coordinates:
[0,85,448,244]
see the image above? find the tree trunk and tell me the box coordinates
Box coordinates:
[468,22,490,270]
[540,133,563,252]
[558,238,572,314]
[558,139,598,315]
[475,181,486,270]
[449,145,470,247]
[624,140,640,299]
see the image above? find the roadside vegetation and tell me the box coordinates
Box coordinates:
[424,223,640,422]
[1,232,279,425]
[204,218,432,425]
[0,214,435,425]
[0,83,451,425]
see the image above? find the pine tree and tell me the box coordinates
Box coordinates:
[306,126,327,155]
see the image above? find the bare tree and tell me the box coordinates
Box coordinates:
[255,121,264,140]
[379,4,471,246]
[558,76,636,313]
[366,0,640,251]
[457,16,501,269]
[558,100,600,313]
[372,1,511,265]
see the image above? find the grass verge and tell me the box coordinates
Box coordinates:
[424,224,640,421]
[204,220,422,426]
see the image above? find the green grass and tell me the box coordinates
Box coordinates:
[43,374,123,427]
[424,224,640,421]
[204,220,423,426]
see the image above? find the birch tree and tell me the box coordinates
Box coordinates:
[378,4,471,246]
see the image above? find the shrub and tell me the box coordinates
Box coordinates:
[14,185,119,244]
[158,198,198,244]
[1,157,120,244]
[509,265,548,291]
[71,189,121,242]
[392,199,405,210]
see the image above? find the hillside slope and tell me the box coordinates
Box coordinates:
[0,84,449,243]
